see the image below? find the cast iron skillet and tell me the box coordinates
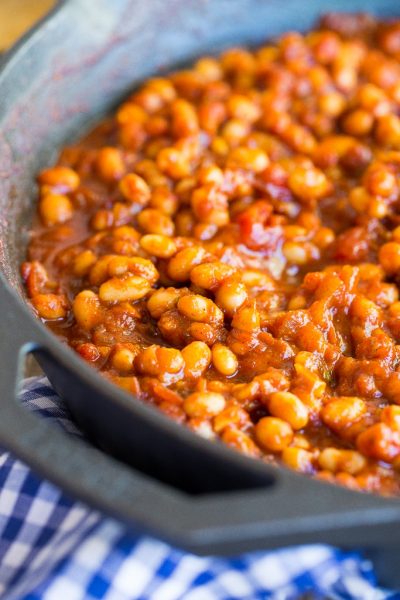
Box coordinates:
[1,0,400,585]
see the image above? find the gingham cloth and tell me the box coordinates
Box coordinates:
[0,377,397,600]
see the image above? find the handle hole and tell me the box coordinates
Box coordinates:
[18,348,82,437]
[23,352,46,378]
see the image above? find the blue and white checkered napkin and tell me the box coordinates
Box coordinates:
[0,377,395,599]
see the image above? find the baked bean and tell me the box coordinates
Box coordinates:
[318,91,346,117]
[188,322,219,346]
[376,114,400,147]
[146,78,176,102]
[282,241,309,265]
[215,280,248,316]
[73,290,104,330]
[147,287,183,319]
[39,193,73,226]
[364,164,397,197]
[282,447,314,472]
[194,223,218,241]
[222,119,250,146]
[379,242,400,274]
[381,405,400,430]
[184,392,226,417]
[255,417,293,452]
[349,187,371,213]
[136,345,184,379]
[91,209,113,231]
[288,165,330,202]
[268,391,309,430]
[213,403,249,433]
[99,275,151,303]
[119,121,146,151]
[321,397,366,432]
[96,147,125,181]
[212,343,238,376]
[177,294,223,324]
[73,250,97,277]
[318,447,366,474]
[211,136,229,156]
[227,94,260,122]
[32,293,68,320]
[188,418,215,439]
[137,209,175,236]
[21,261,49,297]
[182,341,211,378]
[107,256,159,283]
[190,262,236,290]
[357,423,400,462]
[388,302,400,317]
[38,166,80,191]
[342,109,374,136]
[140,234,177,258]
[285,119,319,149]
[89,255,114,286]
[312,227,335,248]
[150,186,178,215]
[221,428,259,456]
[168,247,206,282]
[112,346,137,372]
[227,147,269,172]
[119,173,151,204]
[241,270,274,290]
[194,56,222,81]
[231,304,260,332]
[117,102,147,125]
[291,433,310,449]
[191,186,229,226]
[134,159,166,187]
[157,147,191,179]
[171,99,199,137]
[198,165,224,187]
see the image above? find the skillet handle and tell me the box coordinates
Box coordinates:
[0,281,189,542]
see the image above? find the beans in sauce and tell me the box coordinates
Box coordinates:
[22,13,400,496]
